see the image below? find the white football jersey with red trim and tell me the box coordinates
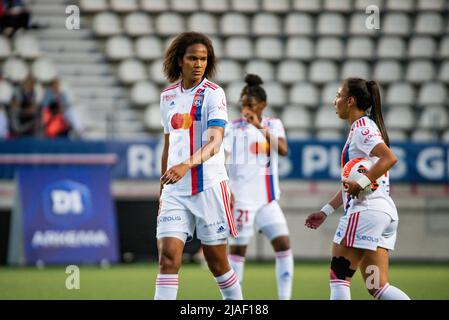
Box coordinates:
[160,78,228,196]
[341,116,398,219]
[224,116,286,210]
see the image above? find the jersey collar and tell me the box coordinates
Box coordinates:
[180,77,207,95]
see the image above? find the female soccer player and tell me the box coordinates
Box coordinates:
[224,74,294,300]
[155,32,242,300]
[305,78,410,300]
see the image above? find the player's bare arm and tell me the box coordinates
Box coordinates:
[305,188,343,229]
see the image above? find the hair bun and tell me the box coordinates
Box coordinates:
[244,74,263,87]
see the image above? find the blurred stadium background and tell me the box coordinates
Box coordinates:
[0,0,449,299]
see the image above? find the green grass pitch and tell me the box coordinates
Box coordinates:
[1,262,448,300]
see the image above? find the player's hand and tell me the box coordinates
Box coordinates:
[342,178,362,198]
[230,192,235,211]
[242,108,262,129]
[305,212,327,229]
[160,163,190,185]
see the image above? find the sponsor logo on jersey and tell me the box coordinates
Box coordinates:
[159,215,182,223]
[356,234,379,243]
[217,225,226,233]
[163,93,177,102]
[170,113,193,130]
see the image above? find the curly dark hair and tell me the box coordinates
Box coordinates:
[163,32,217,83]
[240,74,267,102]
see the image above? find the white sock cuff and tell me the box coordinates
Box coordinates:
[374,283,390,299]
[228,254,245,263]
[215,269,238,290]
[330,279,351,287]
[275,249,293,259]
[156,274,179,287]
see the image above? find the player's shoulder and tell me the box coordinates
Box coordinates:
[160,82,180,102]
[203,80,221,91]
[263,117,283,127]
[352,116,377,132]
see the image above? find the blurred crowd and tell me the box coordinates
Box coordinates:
[0,75,83,140]
[0,0,32,38]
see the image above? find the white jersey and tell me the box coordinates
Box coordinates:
[341,116,398,220]
[224,116,286,210]
[160,78,228,196]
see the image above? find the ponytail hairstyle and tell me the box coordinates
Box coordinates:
[344,78,390,146]
[240,74,267,103]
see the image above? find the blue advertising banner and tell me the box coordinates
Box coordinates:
[0,138,448,183]
[8,166,119,265]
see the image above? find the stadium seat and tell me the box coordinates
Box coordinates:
[290,82,319,107]
[408,37,436,59]
[281,108,312,130]
[309,60,338,84]
[155,13,185,36]
[263,82,287,107]
[225,81,245,106]
[418,106,448,130]
[255,37,283,61]
[244,60,275,82]
[388,129,408,142]
[382,13,411,36]
[411,129,439,142]
[14,34,41,59]
[385,0,415,11]
[171,0,199,12]
[209,36,223,58]
[92,12,121,37]
[292,0,322,12]
[31,57,57,83]
[200,0,229,13]
[140,0,168,12]
[188,13,217,35]
[277,60,307,84]
[285,13,314,36]
[144,103,162,131]
[253,13,281,36]
[321,82,340,104]
[285,36,314,60]
[439,36,449,58]
[349,13,379,36]
[317,13,345,35]
[438,61,449,83]
[148,59,166,84]
[117,59,147,84]
[441,129,449,143]
[354,0,383,10]
[316,106,345,129]
[106,36,134,61]
[377,37,406,59]
[316,129,344,141]
[405,60,435,84]
[417,0,446,11]
[324,0,352,12]
[418,82,447,105]
[386,83,415,105]
[123,12,152,37]
[0,36,11,60]
[214,60,242,84]
[261,0,290,13]
[230,0,259,12]
[224,37,253,60]
[130,81,159,107]
[373,60,402,84]
[385,106,415,130]
[135,36,162,61]
[415,13,444,35]
[220,13,250,36]
[316,37,344,60]
[346,37,375,59]
[79,0,108,12]
[341,61,370,81]
[0,79,13,104]
[110,0,138,12]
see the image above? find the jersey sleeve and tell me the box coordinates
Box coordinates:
[160,94,169,134]
[353,125,384,157]
[270,119,286,139]
[206,87,228,128]
[223,122,233,154]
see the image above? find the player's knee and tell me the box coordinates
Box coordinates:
[159,251,182,273]
[206,259,229,276]
[229,245,247,257]
[330,256,356,281]
[271,236,290,252]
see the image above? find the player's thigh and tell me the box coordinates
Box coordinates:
[359,247,390,290]
[331,242,366,271]
[256,201,289,241]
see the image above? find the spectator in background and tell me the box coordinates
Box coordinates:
[8,76,39,138]
[41,78,83,138]
[0,0,31,38]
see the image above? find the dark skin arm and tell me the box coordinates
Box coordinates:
[159,133,170,195]
[160,126,225,185]
[342,142,398,197]
[305,188,343,229]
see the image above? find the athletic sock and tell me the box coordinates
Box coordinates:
[374,283,410,300]
[215,269,243,300]
[275,249,294,300]
[228,254,245,284]
[154,274,178,300]
[330,279,351,300]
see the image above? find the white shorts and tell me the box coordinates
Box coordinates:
[229,200,289,245]
[333,210,398,251]
[157,180,238,242]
